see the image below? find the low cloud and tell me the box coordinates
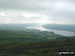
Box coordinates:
[0,0,75,24]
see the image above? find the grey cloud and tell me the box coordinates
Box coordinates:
[0,0,75,24]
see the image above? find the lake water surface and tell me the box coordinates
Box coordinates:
[26,26,75,37]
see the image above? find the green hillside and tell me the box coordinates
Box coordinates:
[0,30,75,56]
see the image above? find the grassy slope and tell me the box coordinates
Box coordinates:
[0,30,75,56]
[0,38,75,56]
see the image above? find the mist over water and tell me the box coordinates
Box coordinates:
[26,26,75,37]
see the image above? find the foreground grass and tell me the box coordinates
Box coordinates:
[0,37,75,56]
[0,30,75,56]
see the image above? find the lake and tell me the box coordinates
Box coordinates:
[26,26,75,37]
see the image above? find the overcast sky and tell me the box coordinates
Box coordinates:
[0,0,75,24]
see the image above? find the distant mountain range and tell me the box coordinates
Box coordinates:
[0,24,36,30]
[43,24,75,32]
[0,24,75,32]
